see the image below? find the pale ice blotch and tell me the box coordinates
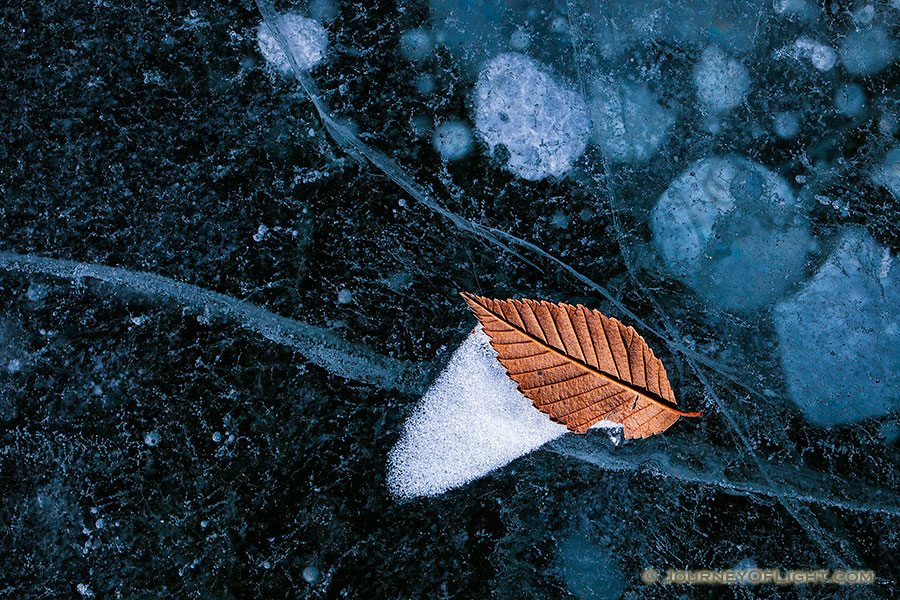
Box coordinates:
[588,80,675,163]
[692,46,751,114]
[774,228,900,426]
[834,83,866,117]
[557,528,625,600]
[871,146,900,200]
[793,38,837,71]
[399,28,434,62]
[773,111,800,139]
[650,155,814,312]
[473,53,590,180]
[387,327,618,497]
[838,26,898,75]
[432,121,474,161]
[256,13,327,73]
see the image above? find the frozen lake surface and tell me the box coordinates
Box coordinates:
[2,0,900,597]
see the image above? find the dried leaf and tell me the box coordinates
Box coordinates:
[461,292,703,439]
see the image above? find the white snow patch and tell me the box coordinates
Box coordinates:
[257,13,327,73]
[387,327,617,497]
[473,53,590,181]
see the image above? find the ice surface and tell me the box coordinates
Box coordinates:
[8,0,900,594]
[838,26,898,75]
[387,327,617,497]
[431,0,767,68]
[650,156,814,312]
[472,53,590,180]
[692,46,751,115]
[588,80,674,163]
[774,0,819,21]
[774,228,900,426]
[256,12,327,73]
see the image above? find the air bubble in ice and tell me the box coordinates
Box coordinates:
[303,566,321,583]
[773,111,800,138]
[871,147,900,200]
[775,229,900,425]
[834,83,866,117]
[399,28,434,62]
[838,26,897,75]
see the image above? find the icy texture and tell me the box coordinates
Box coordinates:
[388,327,615,497]
[431,0,768,68]
[8,0,900,595]
[472,53,590,180]
[692,46,751,115]
[774,229,900,426]
[838,26,897,76]
[588,80,674,163]
[871,146,900,200]
[650,156,814,312]
[256,13,327,73]
[557,527,625,600]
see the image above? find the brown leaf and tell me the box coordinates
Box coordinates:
[460,292,703,439]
